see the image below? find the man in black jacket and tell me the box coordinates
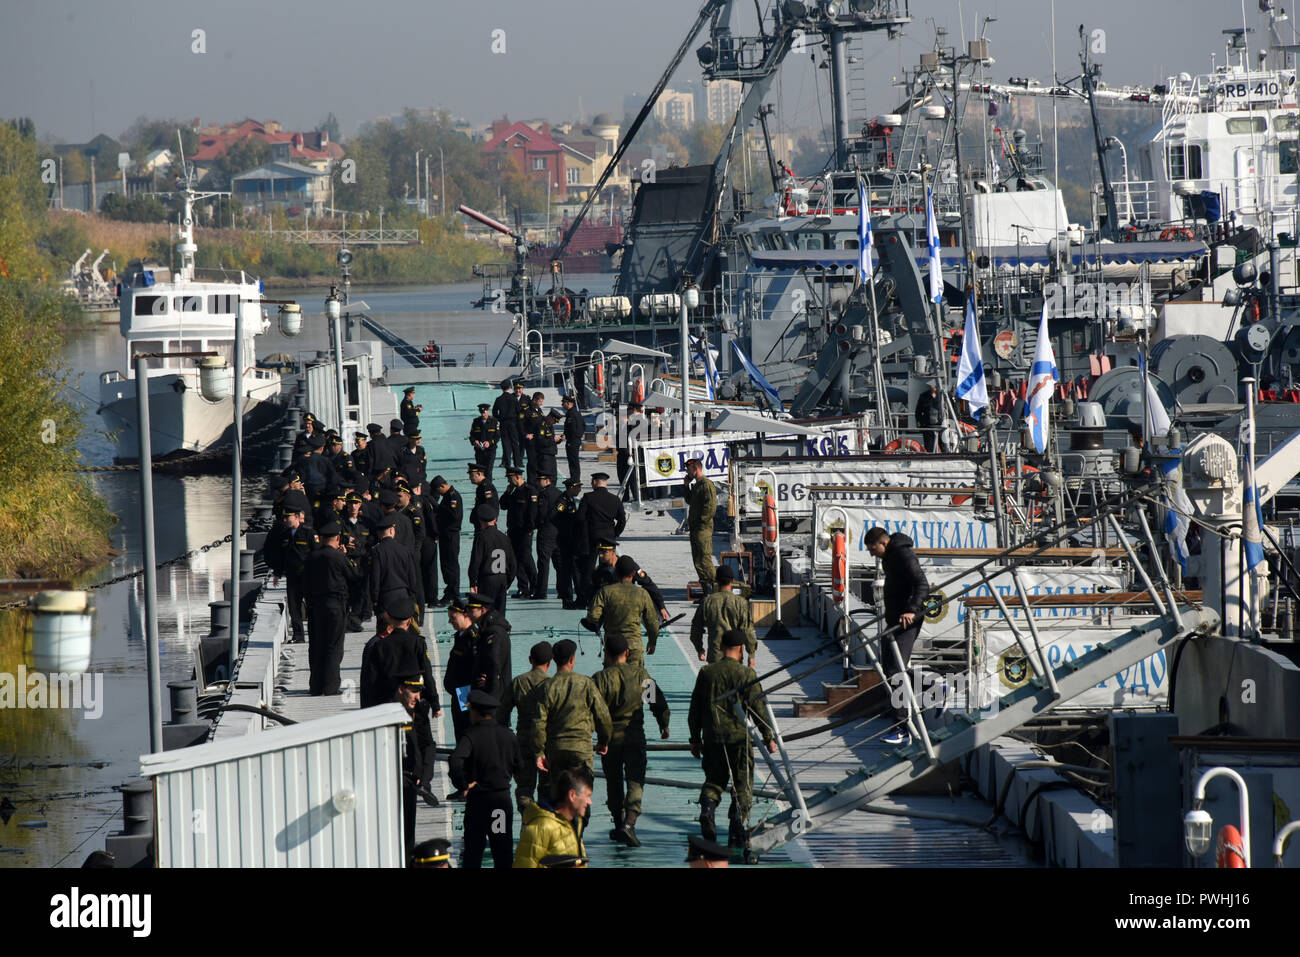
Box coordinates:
[532,473,562,600]
[432,475,462,604]
[865,528,929,745]
[449,689,521,868]
[560,394,584,480]
[500,467,539,598]
[397,673,436,857]
[369,513,423,620]
[577,472,626,595]
[468,503,516,614]
[305,522,362,695]
[493,380,521,471]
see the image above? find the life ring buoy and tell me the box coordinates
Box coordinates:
[552,295,572,322]
[594,362,605,397]
[1215,825,1247,868]
[632,379,645,404]
[1159,226,1195,242]
[959,421,977,434]
[831,531,847,604]
[1004,464,1043,521]
[951,494,972,506]
[762,493,778,557]
[884,438,925,454]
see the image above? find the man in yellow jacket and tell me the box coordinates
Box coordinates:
[513,767,593,868]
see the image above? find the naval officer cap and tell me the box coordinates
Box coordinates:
[469,689,499,712]
[506,467,523,477]
[282,490,311,512]
[596,540,617,552]
[591,472,610,482]
[403,386,416,395]
[317,521,342,538]
[470,503,499,524]
[412,838,452,867]
[378,488,399,507]
[353,431,368,440]
[564,478,583,489]
[466,462,484,473]
[687,835,730,863]
[373,512,400,530]
[367,422,384,434]
[477,403,491,411]
[386,596,417,621]
[431,474,447,488]
[447,598,470,615]
[345,490,363,504]
[390,418,404,431]
[398,672,424,688]
[307,432,327,448]
[465,594,489,610]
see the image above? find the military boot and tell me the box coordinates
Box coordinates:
[620,811,641,848]
[698,798,718,842]
[608,803,625,843]
[728,818,747,848]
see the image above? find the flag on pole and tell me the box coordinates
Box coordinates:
[731,341,783,412]
[926,185,943,304]
[691,335,721,400]
[955,293,989,421]
[1243,420,1266,571]
[857,179,874,284]
[1139,355,1193,569]
[1025,301,1058,454]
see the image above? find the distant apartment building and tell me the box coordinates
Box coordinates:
[704,79,744,125]
[551,113,629,203]
[654,90,695,128]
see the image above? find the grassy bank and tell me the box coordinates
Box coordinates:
[0,281,115,579]
[51,210,504,290]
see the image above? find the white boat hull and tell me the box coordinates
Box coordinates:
[99,370,286,461]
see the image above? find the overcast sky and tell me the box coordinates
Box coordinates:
[0,0,1287,143]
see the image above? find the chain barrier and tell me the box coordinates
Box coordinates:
[71,417,290,473]
[0,518,274,611]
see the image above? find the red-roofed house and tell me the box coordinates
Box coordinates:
[189,119,340,181]
[481,119,566,192]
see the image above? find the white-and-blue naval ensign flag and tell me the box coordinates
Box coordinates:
[1140,355,1192,570]
[1243,420,1266,572]
[858,180,874,283]
[926,185,942,304]
[731,340,783,412]
[1025,301,1058,454]
[955,294,989,421]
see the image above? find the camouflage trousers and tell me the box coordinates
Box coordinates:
[690,527,715,595]
[601,728,648,821]
[699,739,754,822]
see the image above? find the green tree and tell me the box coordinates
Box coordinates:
[318,112,341,143]
[213,137,272,188]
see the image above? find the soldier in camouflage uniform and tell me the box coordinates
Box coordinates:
[496,640,554,810]
[689,565,756,665]
[689,629,777,848]
[592,634,670,847]
[684,458,717,596]
[585,555,660,667]
[532,639,612,790]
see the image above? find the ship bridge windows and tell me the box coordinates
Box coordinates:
[207,294,238,314]
[795,232,825,251]
[1277,113,1300,133]
[173,295,203,313]
[1226,116,1267,135]
[1167,144,1204,180]
[1282,142,1299,176]
[134,295,167,316]
[130,340,165,369]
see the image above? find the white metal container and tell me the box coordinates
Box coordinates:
[199,356,233,401]
[29,590,94,673]
[139,705,410,867]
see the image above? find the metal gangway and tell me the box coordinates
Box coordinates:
[739,482,1217,856]
[353,311,430,369]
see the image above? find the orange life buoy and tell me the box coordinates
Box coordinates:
[883,438,925,454]
[951,494,972,506]
[552,295,572,321]
[762,493,778,557]
[632,379,645,404]
[1159,226,1195,242]
[831,531,847,603]
[594,361,605,397]
[1215,825,1247,868]
[1004,464,1043,521]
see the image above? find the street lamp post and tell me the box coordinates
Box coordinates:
[325,287,346,433]
[680,279,698,431]
[1184,765,1252,867]
[439,147,446,218]
[414,150,421,212]
[230,301,244,671]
